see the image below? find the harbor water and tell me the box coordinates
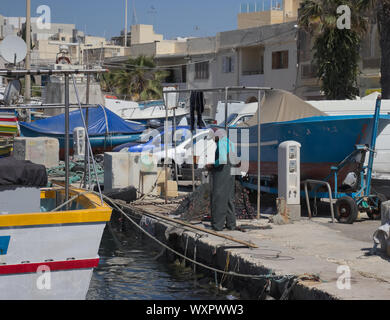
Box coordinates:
[86,223,236,300]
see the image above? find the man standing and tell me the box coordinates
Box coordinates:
[207,129,237,231]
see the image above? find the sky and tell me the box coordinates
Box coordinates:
[0,0,256,40]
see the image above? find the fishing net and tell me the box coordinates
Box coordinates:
[174,180,256,221]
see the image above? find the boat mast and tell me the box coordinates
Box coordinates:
[24,0,31,118]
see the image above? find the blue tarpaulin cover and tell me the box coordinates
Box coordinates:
[20,105,146,136]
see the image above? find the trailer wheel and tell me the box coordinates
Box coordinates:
[367,193,387,220]
[335,196,358,224]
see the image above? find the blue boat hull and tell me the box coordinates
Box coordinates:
[233,115,390,184]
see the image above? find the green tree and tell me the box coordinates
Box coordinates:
[100,72,117,93]
[108,55,169,101]
[356,0,390,98]
[298,0,369,99]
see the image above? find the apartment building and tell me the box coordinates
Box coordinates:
[102,18,298,115]
[238,0,302,29]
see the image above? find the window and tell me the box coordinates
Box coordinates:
[195,62,209,80]
[272,50,289,69]
[220,113,238,127]
[235,115,254,125]
[222,56,234,73]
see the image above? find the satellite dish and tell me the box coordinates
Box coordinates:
[0,35,27,64]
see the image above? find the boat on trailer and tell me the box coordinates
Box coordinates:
[232,90,390,189]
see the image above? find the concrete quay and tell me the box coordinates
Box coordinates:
[109,196,390,300]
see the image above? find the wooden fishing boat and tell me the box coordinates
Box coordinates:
[0,157,111,300]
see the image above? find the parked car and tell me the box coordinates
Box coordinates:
[123,126,214,180]
[112,127,162,152]
[202,116,218,126]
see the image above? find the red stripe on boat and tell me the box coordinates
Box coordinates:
[0,118,17,122]
[0,258,99,275]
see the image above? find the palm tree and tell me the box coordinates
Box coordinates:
[356,0,390,98]
[109,55,169,101]
[99,72,117,93]
[298,0,369,99]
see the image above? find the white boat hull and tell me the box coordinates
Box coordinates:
[0,188,112,300]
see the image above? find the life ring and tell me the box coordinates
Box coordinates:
[105,95,118,99]
[56,56,71,64]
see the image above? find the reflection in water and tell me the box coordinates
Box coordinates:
[87,224,231,300]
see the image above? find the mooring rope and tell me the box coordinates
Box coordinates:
[48,187,320,294]
[96,191,315,283]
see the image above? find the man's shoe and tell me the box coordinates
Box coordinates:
[227,226,246,232]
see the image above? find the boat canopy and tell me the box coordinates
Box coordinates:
[239,89,326,126]
[20,105,146,136]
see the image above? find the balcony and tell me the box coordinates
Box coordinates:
[239,73,265,87]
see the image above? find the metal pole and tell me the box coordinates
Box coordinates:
[224,88,229,134]
[191,129,195,192]
[191,92,197,192]
[124,0,128,47]
[24,0,31,119]
[257,90,262,219]
[164,97,169,203]
[64,74,70,206]
[366,96,382,196]
[173,107,179,186]
[83,73,90,189]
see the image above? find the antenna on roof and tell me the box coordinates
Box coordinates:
[147,4,157,27]
[132,0,138,25]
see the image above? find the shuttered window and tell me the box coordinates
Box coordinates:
[272,50,289,69]
[195,62,209,80]
[222,56,234,73]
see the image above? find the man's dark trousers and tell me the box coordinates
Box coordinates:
[211,164,236,231]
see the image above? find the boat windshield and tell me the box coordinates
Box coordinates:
[219,113,238,127]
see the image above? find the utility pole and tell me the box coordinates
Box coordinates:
[24,0,31,104]
[124,0,128,47]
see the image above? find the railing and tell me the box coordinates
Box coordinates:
[304,179,335,223]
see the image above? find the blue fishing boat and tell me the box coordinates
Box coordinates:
[19,105,146,157]
[233,90,390,187]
